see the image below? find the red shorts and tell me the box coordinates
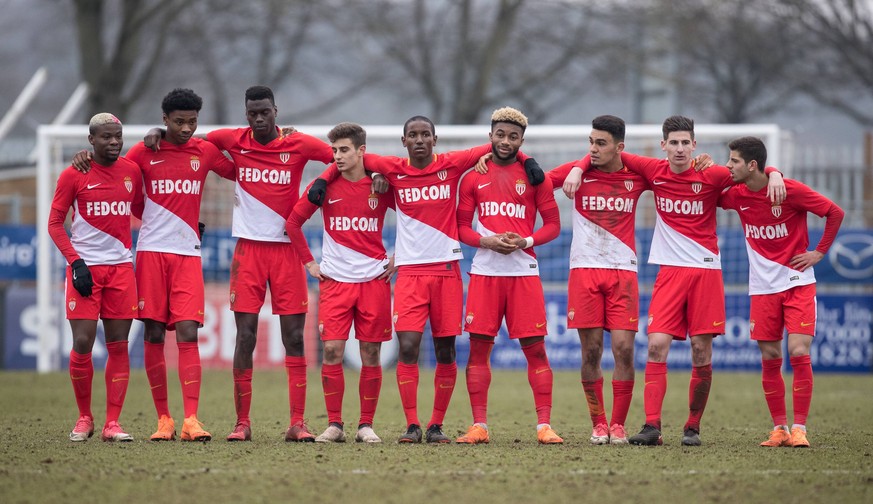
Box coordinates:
[464,275,547,339]
[647,266,725,340]
[65,263,138,320]
[567,268,639,331]
[135,251,204,330]
[750,283,817,341]
[318,278,392,342]
[229,238,308,315]
[393,263,463,337]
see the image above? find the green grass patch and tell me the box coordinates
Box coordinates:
[1,369,871,503]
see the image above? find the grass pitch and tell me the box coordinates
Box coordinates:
[1,368,871,504]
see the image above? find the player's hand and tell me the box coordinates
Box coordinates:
[480,234,517,255]
[70,259,93,297]
[308,178,328,206]
[767,169,786,205]
[378,256,397,282]
[474,152,492,174]
[501,231,527,249]
[71,150,93,173]
[280,126,297,136]
[790,250,824,272]
[305,261,325,281]
[144,128,165,152]
[371,173,389,194]
[198,222,205,240]
[693,153,714,171]
[563,166,583,199]
[524,158,545,186]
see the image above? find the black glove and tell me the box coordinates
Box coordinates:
[198,221,206,240]
[307,178,328,206]
[524,158,545,186]
[70,259,93,297]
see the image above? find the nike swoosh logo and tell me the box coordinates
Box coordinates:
[238,391,252,397]
[240,149,253,154]
[629,317,639,322]
[535,368,549,374]
[296,382,306,388]
[71,375,88,380]
[184,380,199,385]
[399,380,414,385]
[111,376,129,383]
[150,384,163,389]
[793,387,806,392]
[583,178,597,183]
[328,198,342,204]
[653,181,667,185]
[713,321,725,326]
[535,322,546,328]
[363,396,378,401]
[149,160,165,165]
[324,391,340,396]
[644,381,656,386]
[800,321,814,327]
[740,206,750,211]
[764,390,779,395]
[86,183,101,189]
[478,183,491,189]
[396,174,408,179]
[439,384,453,389]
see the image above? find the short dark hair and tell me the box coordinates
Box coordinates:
[161,88,202,115]
[662,115,695,140]
[728,136,767,171]
[403,115,435,136]
[245,85,275,105]
[328,122,367,148]
[592,115,625,142]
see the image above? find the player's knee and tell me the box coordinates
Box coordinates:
[235,332,257,355]
[322,344,343,364]
[433,342,456,364]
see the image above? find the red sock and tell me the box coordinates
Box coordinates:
[396,362,419,427]
[466,338,494,424]
[582,377,607,427]
[761,358,787,426]
[522,340,553,425]
[610,379,634,427]
[358,365,382,426]
[285,356,307,424]
[685,364,712,432]
[643,361,667,430]
[177,342,202,418]
[143,341,170,418]
[321,363,345,425]
[428,362,457,427]
[69,350,93,419]
[104,341,130,423]
[233,368,253,423]
[790,355,813,426]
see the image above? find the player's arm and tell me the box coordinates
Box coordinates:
[48,172,94,297]
[506,180,561,249]
[453,144,543,185]
[546,159,585,199]
[285,184,323,280]
[789,184,845,272]
[456,175,517,254]
[205,143,237,181]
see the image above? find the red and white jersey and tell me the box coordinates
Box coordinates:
[719,178,844,295]
[48,158,143,265]
[458,160,560,277]
[549,161,649,272]
[127,139,235,256]
[207,127,333,242]
[286,171,394,283]
[358,145,495,269]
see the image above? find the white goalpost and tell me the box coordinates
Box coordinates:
[35,123,786,372]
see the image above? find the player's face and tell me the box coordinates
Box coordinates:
[726,149,754,183]
[489,122,524,163]
[163,109,198,145]
[332,137,365,172]
[402,120,436,164]
[245,98,277,135]
[589,129,624,168]
[661,131,696,169]
[88,123,123,165]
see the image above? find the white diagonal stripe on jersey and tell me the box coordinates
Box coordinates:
[137,199,200,256]
[648,214,721,268]
[394,206,463,266]
[232,185,289,242]
[570,212,637,271]
[320,232,389,283]
[70,205,132,265]
[745,241,815,295]
[469,222,539,277]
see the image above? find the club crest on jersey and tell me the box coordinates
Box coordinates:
[465,313,474,325]
[230,291,236,305]
[138,298,145,311]
[648,315,654,325]
[568,309,575,321]
[392,312,399,324]
[516,179,526,196]
[771,205,782,218]
[123,176,133,193]
[368,193,379,210]
[749,320,756,334]
[318,321,324,335]
[691,182,702,194]
[190,156,200,171]
[279,152,290,164]
[624,180,634,192]
[68,298,76,311]
[437,169,447,181]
